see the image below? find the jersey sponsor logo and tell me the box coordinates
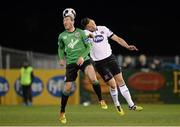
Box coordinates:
[128,72,165,91]
[93,35,104,43]
[14,77,43,97]
[0,77,9,96]
[47,75,76,97]
[68,39,79,49]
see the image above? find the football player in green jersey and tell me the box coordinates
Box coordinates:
[58,8,107,124]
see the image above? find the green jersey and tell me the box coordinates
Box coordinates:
[58,28,92,65]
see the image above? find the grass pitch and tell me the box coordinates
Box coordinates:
[0,104,180,126]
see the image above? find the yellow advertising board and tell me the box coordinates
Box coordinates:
[173,71,180,93]
[0,69,79,105]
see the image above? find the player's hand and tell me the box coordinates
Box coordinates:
[59,59,65,66]
[77,57,84,66]
[127,45,138,51]
[88,33,95,38]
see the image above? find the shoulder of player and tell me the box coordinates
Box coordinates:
[75,28,84,32]
[58,31,67,39]
[75,28,88,37]
[97,25,108,30]
[83,29,92,35]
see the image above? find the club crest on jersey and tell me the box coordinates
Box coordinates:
[93,35,104,43]
[74,32,80,38]
[100,31,104,34]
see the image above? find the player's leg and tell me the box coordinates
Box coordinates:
[60,81,72,124]
[59,63,78,124]
[84,64,102,101]
[107,54,142,111]
[85,64,108,109]
[81,60,107,109]
[94,55,124,112]
[114,73,143,111]
[106,78,125,116]
[95,59,124,115]
[114,73,133,106]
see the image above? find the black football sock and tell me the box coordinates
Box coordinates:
[92,80,102,101]
[60,93,69,113]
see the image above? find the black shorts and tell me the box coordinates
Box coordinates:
[65,59,91,82]
[94,54,121,82]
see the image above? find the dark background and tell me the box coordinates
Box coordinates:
[0,1,179,56]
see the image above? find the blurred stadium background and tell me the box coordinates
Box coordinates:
[0,46,180,126]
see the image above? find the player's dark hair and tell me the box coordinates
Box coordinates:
[81,17,91,28]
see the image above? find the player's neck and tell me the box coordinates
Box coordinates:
[67,26,75,32]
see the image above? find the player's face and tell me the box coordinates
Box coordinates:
[86,20,96,32]
[63,16,74,30]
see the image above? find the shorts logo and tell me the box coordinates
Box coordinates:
[14,77,43,97]
[0,77,9,96]
[104,74,110,80]
[93,35,104,43]
[47,75,76,97]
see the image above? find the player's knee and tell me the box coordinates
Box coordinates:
[116,79,125,86]
[115,74,125,86]
[107,78,116,88]
[110,85,116,89]
[63,88,71,96]
[63,83,72,95]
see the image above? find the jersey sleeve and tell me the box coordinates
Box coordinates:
[80,29,92,58]
[84,30,91,36]
[58,35,65,60]
[104,26,114,38]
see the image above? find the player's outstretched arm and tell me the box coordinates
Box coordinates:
[111,34,138,51]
